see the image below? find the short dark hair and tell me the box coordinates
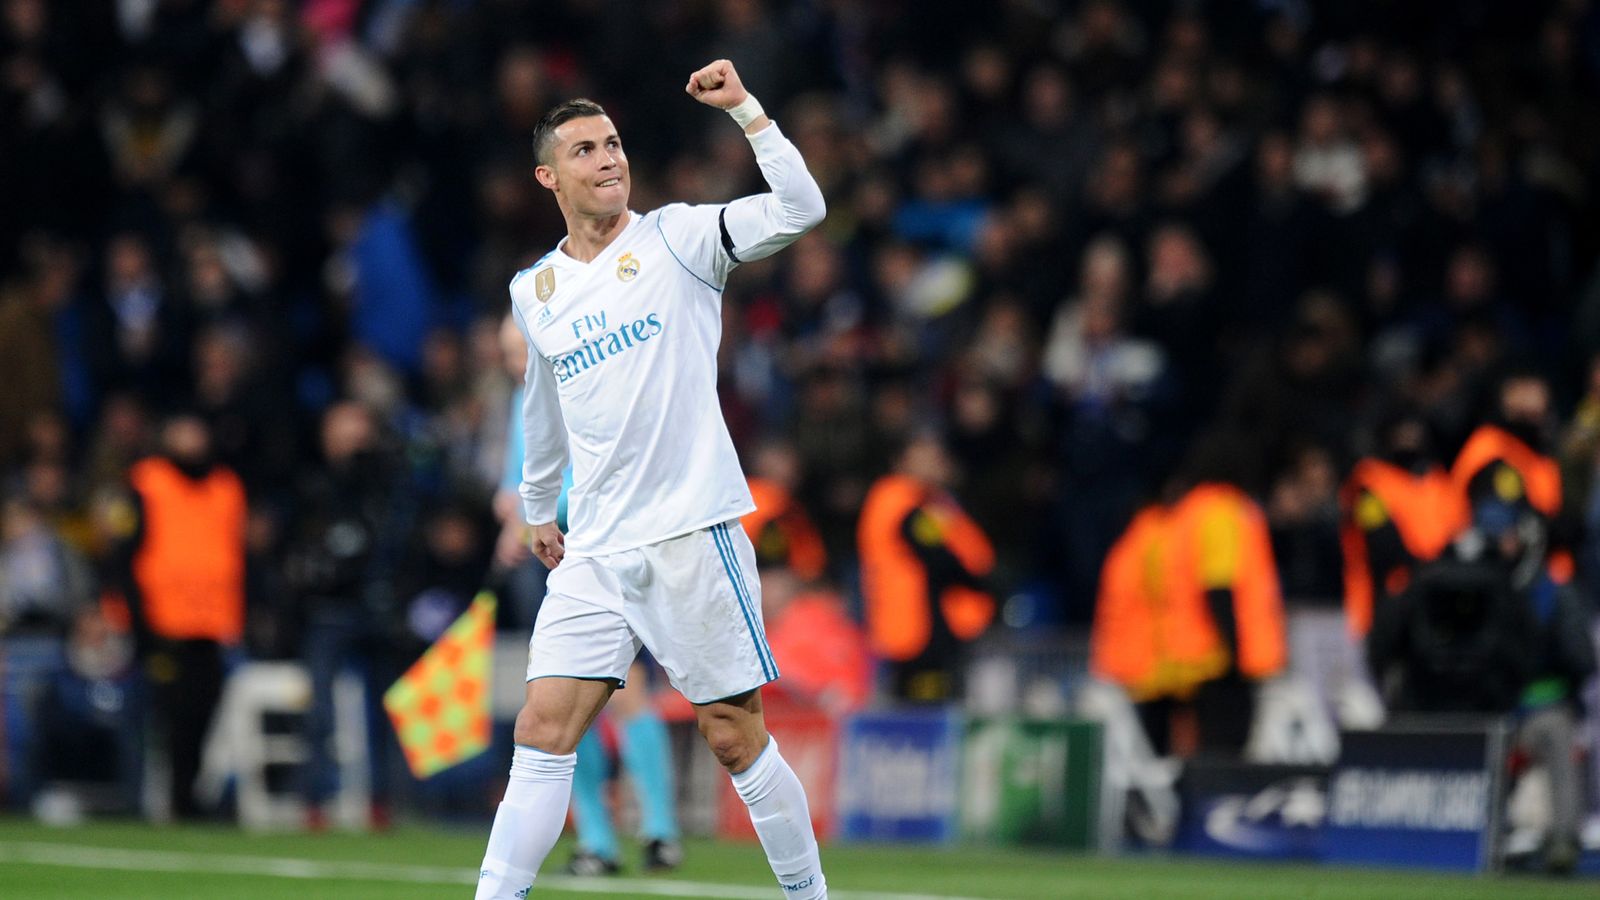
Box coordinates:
[532,98,608,166]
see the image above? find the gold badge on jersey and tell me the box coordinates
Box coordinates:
[534,267,556,303]
[616,252,640,282]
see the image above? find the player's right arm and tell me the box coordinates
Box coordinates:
[662,59,826,287]
[510,302,569,568]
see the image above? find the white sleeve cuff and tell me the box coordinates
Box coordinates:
[744,120,782,152]
[520,490,559,526]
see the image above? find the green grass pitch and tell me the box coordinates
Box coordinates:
[0,817,1591,899]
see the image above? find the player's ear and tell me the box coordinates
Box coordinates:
[534,163,559,192]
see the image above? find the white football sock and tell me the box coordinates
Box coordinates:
[729,736,827,899]
[475,745,577,900]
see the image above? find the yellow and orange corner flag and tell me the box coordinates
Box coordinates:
[383,591,495,778]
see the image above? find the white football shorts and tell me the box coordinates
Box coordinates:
[525,519,779,704]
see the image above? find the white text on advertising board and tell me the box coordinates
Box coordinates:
[1328,769,1488,831]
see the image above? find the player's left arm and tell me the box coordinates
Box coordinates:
[681,59,826,276]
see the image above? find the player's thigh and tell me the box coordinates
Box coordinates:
[521,557,641,751]
[515,675,616,753]
[627,521,777,705]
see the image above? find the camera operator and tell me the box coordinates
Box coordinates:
[1369,489,1595,873]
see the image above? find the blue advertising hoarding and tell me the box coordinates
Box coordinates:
[1172,761,1329,860]
[1323,719,1507,872]
[838,709,963,842]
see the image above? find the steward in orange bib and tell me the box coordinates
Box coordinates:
[742,442,827,582]
[1452,371,1571,582]
[1340,413,1463,637]
[123,414,246,818]
[858,433,995,703]
[1092,502,1210,701]
[1096,432,1287,755]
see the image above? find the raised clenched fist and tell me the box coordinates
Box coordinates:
[685,59,748,110]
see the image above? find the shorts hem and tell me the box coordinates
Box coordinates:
[684,674,777,706]
[525,673,627,688]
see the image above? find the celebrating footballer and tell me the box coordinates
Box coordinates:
[474,59,829,899]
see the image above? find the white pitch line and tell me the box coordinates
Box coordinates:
[0,841,994,900]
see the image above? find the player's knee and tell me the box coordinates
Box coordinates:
[698,718,761,772]
[707,732,757,771]
[513,703,582,755]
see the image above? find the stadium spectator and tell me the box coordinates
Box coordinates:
[742,440,828,583]
[1042,234,1169,610]
[284,400,408,831]
[859,432,995,704]
[122,413,246,820]
[0,239,74,470]
[0,493,95,809]
[759,565,872,716]
[29,607,139,818]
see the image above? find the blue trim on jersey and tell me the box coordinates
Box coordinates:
[656,212,721,293]
[710,522,776,680]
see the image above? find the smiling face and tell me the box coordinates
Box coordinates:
[535,114,630,218]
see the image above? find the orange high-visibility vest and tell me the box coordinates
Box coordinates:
[1092,504,1230,700]
[858,474,995,662]
[1452,424,1573,582]
[1165,483,1287,680]
[1452,424,1561,517]
[1339,460,1462,636]
[129,457,247,644]
[742,477,828,581]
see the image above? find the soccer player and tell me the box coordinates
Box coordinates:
[475,59,828,899]
[493,313,682,876]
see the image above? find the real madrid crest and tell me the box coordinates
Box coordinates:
[534,267,556,303]
[616,252,640,282]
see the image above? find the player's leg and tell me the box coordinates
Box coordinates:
[478,558,640,899]
[695,691,826,899]
[628,521,823,898]
[477,675,613,899]
[610,660,682,869]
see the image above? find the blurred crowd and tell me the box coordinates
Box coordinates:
[2,0,1600,830]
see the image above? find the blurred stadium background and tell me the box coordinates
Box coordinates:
[3,0,1600,896]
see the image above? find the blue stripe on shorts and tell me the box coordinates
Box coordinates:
[710,521,776,680]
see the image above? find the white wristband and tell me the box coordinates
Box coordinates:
[727,94,765,129]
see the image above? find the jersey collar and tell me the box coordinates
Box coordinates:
[553,210,639,267]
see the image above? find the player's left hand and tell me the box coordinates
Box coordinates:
[685,59,748,110]
[529,521,565,569]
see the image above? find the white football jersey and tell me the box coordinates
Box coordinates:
[510,122,824,556]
